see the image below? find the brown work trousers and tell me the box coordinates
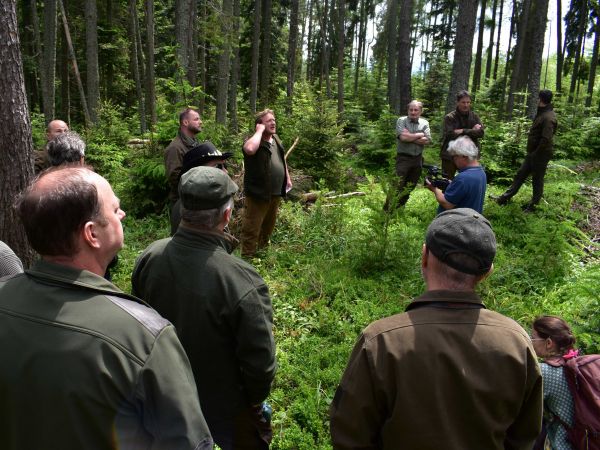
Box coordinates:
[241,195,282,257]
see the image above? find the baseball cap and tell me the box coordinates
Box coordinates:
[179,166,238,210]
[425,208,496,275]
[181,141,233,175]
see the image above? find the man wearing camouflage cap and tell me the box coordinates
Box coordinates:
[132,166,276,450]
[330,208,542,449]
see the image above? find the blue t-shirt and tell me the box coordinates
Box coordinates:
[437,165,487,214]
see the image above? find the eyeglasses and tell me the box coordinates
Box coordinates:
[529,335,545,341]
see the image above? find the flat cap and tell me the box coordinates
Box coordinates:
[179,166,238,210]
[426,208,496,275]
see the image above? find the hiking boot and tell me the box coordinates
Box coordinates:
[489,193,510,205]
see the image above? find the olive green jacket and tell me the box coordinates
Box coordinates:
[0,259,212,450]
[330,290,543,450]
[526,105,557,156]
[243,134,288,201]
[164,132,199,202]
[132,228,276,430]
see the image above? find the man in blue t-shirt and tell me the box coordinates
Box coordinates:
[426,136,486,214]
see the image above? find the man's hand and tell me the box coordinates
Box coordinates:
[425,178,437,193]
[255,123,266,134]
[454,128,463,135]
[473,123,482,130]
[243,123,267,155]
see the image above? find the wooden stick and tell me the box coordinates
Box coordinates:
[285,137,300,159]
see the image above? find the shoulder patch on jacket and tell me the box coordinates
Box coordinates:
[106,295,170,337]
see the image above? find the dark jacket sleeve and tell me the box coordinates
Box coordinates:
[164,139,185,195]
[136,326,213,450]
[235,280,277,405]
[329,334,383,450]
[464,112,484,139]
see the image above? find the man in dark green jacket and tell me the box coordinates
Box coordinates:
[240,109,292,257]
[0,166,212,450]
[132,166,277,450]
[330,208,542,450]
[494,90,558,212]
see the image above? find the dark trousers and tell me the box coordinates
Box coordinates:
[385,154,423,210]
[502,151,552,205]
[210,405,273,450]
[241,195,282,257]
[441,158,457,180]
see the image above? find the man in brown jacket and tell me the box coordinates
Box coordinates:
[494,90,558,212]
[330,208,542,450]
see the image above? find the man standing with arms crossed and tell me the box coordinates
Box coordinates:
[241,109,292,258]
[385,100,431,211]
[441,90,484,179]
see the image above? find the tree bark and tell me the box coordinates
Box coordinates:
[229,0,241,131]
[259,0,272,107]
[446,0,478,113]
[484,0,497,81]
[128,0,146,133]
[198,0,207,114]
[85,0,99,123]
[471,0,487,93]
[493,0,503,79]
[586,12,600,107]
[568,0,588,103]
[525,0,550,118]
[145,0,156,127]
[216,0,232,124]
[506,0,531,117]
[556,0,563,92]
[0,0,36,266]
[175,0,192,88]
[337,0,345,116]
[249,0,261,113]
[386,0,399,109]
[396,0,414,112]
[287,0,300,112]
[42,0,57,123]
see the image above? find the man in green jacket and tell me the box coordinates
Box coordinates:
[330,208,542,450]
[0,166,212,450]
[132,166,277,450]
[494,90,558,212]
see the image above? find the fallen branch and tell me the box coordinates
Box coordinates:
[325,192,366,199]
[285,137,300,160]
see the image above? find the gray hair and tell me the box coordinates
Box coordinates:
[447,136,478,161]
[407,100,423,110]
[47,131,85,166]
[181,197,234,230]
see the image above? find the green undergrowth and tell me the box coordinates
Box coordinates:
[110,160,599,450]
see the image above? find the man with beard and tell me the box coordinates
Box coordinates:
[440,91,484,179]
[164,108,203,206]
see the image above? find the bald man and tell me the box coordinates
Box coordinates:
[34,119,69,173]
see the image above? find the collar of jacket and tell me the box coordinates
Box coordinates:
[26,259,127,296]
[536,104,553,116]
[178,130,199,149]
[454,108,473,119]
[405,289,486,311]
[173,226,239,254]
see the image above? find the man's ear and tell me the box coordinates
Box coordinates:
[82,221,101,249]
[476,263,494,283]
[223,207,233,226]
[421,244,428,269]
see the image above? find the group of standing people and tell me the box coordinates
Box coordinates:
[388,89,558,214]
[0,96,578,450]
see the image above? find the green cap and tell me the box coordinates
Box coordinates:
[426,208,496,275]
[179,166,238,210]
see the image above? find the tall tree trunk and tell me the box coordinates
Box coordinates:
[556,0,563,92]
[446,0,478,112]
[198,0,207,114]
[506,0,531,118]
[396,0,414,112]
[128,0,146,132]
[471,0,487,93]
[187,0,197,87]
[337,0,345,116]
[58,0,91,126]
[525,0,549,118]
[500,0,516,106]
[249,0,261,113]
[145,0,156,127]
[105,0,114,97]
[353,0,366,94]
[568,1,588,103]
[85,0,99,123]
[306,0,314,81]
[586,12,600,107]
[484,0,497,81]
[386,0,399,109]
[59,19,70,122]
[216,0,232,124]
[493,0,503,79]
[175,0,192,92]
[0,0,36,266]
[259,0,272,107]
[287,0,300,112]
[42,0,57,123]
[229,0,241,130]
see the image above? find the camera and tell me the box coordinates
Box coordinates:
[423,164,450,192]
